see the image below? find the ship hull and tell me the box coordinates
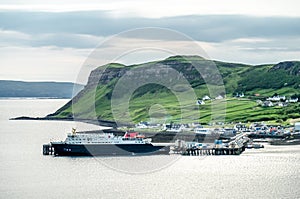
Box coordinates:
[51,143,170,156]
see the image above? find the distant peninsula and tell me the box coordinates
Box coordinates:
[0,80,83,99]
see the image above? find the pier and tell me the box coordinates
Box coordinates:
[175,133,251,156]
[183,147,245,156]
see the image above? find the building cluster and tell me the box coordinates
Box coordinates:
[196,95,224,105]
[196,94,299,107]
[257,95,299,107]
[135,121,300,137]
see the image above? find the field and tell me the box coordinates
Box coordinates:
[48,56,300,125]
[51,83,300,125]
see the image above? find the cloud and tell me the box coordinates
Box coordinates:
[0,30,30,46]
[224,36,300,52]
[0,29,105,49]
[0,46,90,82]
[0,11,300,46]
[30,33,105,49]
[0,0,300,17]
[0,10,299,82]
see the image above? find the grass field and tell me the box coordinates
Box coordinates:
[49,56,300,125]
[52,84,300,125]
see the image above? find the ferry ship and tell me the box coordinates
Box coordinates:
[50,129,170,156]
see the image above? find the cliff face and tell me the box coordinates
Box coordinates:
[84,56,224,90]
[87,67,127,86]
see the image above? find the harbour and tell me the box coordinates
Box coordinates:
[2,2,300,198]
[42,128,265,156]
[1,99,300,198]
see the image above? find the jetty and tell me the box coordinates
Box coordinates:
[174,133,251,156]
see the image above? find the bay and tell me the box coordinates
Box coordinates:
[0,99,299,199]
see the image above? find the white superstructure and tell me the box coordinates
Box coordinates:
[61,131,151,145]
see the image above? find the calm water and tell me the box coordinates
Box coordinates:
[0,99,299,199]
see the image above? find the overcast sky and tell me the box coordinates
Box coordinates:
[0,0,300,83]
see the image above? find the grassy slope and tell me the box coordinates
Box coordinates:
[49,56,300,125]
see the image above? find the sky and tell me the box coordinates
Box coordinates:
[0,0,300,83]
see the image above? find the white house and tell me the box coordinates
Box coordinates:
[267,96,286,101]
[262,101,274,107]
[202,95,211,101]
[135,121,149,128]
[236,93,244,98]
[196,100,205,105]
[215,95,224,100]
[289,98,298,103]
[234,123,248,132]
[250,123,268,131]
[256,100,263,105]
[277,102,288,107]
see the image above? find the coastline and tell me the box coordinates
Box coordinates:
[10,115,300,145]
[10,116,117,128]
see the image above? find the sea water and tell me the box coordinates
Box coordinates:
[0,99,299,198]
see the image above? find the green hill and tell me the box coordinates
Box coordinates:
[47,56,300,125]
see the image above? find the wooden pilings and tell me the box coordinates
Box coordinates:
[182,147,244,156]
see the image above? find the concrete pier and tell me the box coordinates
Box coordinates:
[177,132,249,156]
